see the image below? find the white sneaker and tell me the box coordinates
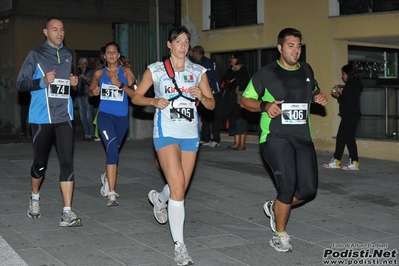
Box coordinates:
[341,159,360,170]
[148,190,168,224]
[322,158,341,169]
[174,242,194,266]
[100,173,119,198]
[270,233,292,252]
[107,191,119,207]
[263,201,276,232]
[100,172,109,197]
[209,141,220,147]
[27,197,41,219]
[199,140,210,146]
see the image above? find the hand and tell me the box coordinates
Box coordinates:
[188,86,202,100]
[314,92,328,105]
[70,74,78,87]
[267,100,284,118]
[92,85,100,96]
[151,98,169,109]
[44,70,57,84]
[334,84,343,93]
[111,75,120,87]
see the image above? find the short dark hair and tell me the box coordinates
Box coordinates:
[168,26,191,42]
[191,45,205,56]
[277,28,302,46]
[44,17,62,29]
[231,50,245,65]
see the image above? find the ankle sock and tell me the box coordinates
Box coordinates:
[275,231,287,236]
[31,192,40,201]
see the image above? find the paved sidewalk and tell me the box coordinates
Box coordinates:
[0,137,398,266]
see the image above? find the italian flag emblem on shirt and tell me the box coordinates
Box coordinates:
[184,75,194,82]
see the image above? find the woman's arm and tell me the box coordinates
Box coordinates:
[190,73,215,110]
[131,69,170,109]
[88,69,102,96]
[120,66,136,98]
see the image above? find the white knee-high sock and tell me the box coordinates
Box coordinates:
[168,198,185,249]
[158,184,170,205]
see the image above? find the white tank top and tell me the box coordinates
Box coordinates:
[148,58,206,138]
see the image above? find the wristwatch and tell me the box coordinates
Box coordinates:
[119,83,125,89]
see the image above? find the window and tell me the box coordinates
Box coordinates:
[211,47,307,133]
[210,0,258,29]
[0,19,9,33]
[348,46,399,140]
[339,0,399,15]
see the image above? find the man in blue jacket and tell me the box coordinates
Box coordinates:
[191,45,221,147]
[17,17,82,227]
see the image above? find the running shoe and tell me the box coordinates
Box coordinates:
[148,190,168,224]
[59,210,83,227]
[209,141,220,147]
[100,172,109,197]
[174,242,194,266]
[107,192,119,207]
[322,158,341,169]
[27,197,41,219]
[270,233,292,252]
[199,140,210,146]
[341,159,360,170]
[100,173,119,198]
[263,201,276,232]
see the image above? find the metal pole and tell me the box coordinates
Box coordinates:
[156,0,160,61]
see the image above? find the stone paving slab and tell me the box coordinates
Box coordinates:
[0,137,398,266]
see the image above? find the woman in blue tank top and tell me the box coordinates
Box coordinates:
[89,42,136,207]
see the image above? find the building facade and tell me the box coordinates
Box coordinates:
[180,0,399,161]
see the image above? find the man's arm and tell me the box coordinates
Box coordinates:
[17,51,44,92]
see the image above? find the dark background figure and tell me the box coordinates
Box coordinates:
[323,63,363,170]
[191,45,221,147]
[75,57,95,140]
[18,90,31,137]
[220,50,250,150]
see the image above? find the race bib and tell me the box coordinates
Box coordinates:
[48,79,70,99]
[281,103,308,124]
[169,100,195,122]
[100,83,124,101]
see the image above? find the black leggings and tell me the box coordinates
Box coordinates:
[30,122,74,181]
[334,114,360,162]
[261,136,318,204]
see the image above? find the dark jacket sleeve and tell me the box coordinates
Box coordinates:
[17,50,43,92]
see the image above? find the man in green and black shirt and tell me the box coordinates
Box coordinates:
[241,28,327,253]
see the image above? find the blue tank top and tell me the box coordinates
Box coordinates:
[98,65,129,116]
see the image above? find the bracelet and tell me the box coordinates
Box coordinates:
[119,82,125,89]
[260,101,268,111]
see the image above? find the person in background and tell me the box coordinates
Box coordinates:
[88,42,136,207]
[190,45,221,147]
[220,51,250,150]
[16,17,82,227]
[18,90,31,138]
[240,28,327,252]
[132,26,214,266]
[75,57,95,140]
[323,64,362,170]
